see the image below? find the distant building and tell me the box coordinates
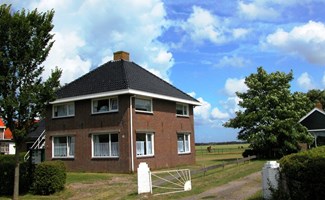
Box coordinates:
[0,118,15,155]
[299,102,325,147]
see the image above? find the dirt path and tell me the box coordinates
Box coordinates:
[182,171,262,200]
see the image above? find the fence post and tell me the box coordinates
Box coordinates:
[262,161,280,199]
[138,162,151,194]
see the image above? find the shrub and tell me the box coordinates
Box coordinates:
[31,161,66,195]
[0,155,33,195]
[277,146,325,200]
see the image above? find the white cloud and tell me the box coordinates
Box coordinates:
[216,55,251,68]
[181,6,249,45]
[194,97,212,122]
[297,72,315,91]
[10,0,173,83]
[224,78,248,96]
[238,1,280,21]
[221,96,243,116]
[211,107,230,119]
[182,6,225,44]
[264,21,325,66]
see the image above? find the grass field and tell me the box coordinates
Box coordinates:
[0,143,264,200]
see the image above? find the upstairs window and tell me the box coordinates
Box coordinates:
[53,136,75,158]
[135,98,152,113]
[92,97,118,114]
[177,133,190,154]
[176,103,189,116]
[53,103,74,118]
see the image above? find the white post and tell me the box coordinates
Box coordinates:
[137,162,151,194]
[262,161,280,199]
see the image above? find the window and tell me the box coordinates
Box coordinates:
[92,97,118,114]
[135,98,152,112]
[53,103,74,118]
[92,133,119,157]
[136,133,154,156]
[177,133,190,154]
[53,136,75,158]
[176,103,189,116]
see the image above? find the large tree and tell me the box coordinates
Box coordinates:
[224,67,313,158]
[0,5,61,199]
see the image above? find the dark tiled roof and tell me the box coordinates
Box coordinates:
[57,60,198,103]
[27,119,45,141]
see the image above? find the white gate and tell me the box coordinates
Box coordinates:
[150,169,192,196]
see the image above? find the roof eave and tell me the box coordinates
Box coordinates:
[299,107,325,123]
[50,89,201,106]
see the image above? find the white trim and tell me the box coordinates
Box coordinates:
[307,129,325,132]
[299,107,325,123]
[50,89,201,106]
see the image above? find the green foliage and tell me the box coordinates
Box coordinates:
[306,89,325,108]
[32,161,67,195]
[0,4,61,198]
[0,155,33,195]
[277,146,325,200]
[224,67,313,158]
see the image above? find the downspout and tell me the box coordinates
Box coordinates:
[130,95,135,172]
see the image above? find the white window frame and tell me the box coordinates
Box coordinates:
[176,103,189,117]
[135,97,153,113]
[92,97,118,114]
[52,136,75,158]
[136,133,154,157]
[53,102,75,118]
[91,133,119,158]
[177,133,191,154]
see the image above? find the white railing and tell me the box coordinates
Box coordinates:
[24,130,46,161]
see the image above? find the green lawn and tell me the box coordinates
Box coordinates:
[0,143,263,200]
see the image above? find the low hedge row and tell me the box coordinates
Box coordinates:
[277,146,325,200]
[0,155,66,196]
[0,154,33,195]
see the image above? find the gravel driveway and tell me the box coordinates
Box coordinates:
[182,171,262,200]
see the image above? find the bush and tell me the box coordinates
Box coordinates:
[0,155,33,195]
[32,161,66,195]
[277,146,325,200]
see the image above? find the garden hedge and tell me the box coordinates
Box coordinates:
[277,146,325,200]
[0,154,33,195]
[31,160,66,195]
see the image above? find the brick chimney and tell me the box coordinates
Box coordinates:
[316,101,323,110]
[113,51,130,61]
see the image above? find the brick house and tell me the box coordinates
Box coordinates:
[45,51,200,172]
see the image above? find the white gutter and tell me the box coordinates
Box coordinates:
[130,95,135,172]
[50,89,201,106]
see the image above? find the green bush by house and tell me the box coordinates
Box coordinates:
[31,161,66,195]
[0,155,33,195]
[277,146,325,200]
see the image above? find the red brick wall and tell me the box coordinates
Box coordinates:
[45,94,195,172]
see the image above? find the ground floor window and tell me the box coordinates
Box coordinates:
[53,136,75,158]
[92,133,119,157]
[136,133,154,156]
[177,133,190,154]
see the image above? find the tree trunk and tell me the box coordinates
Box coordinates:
[13,147,20,200]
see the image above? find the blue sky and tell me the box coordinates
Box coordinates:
[5,0,325,142]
